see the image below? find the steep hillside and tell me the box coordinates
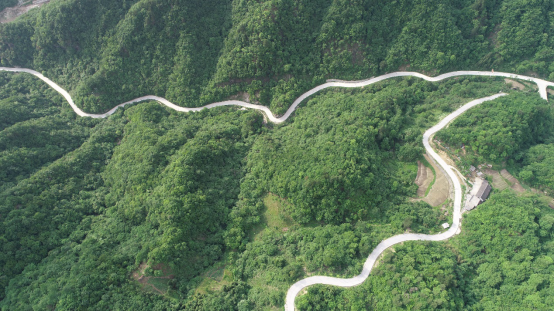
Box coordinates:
[1,0,553,114]
[2,0,554,310]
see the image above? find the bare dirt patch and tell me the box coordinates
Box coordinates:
[433,140,458,167]
[487,24,501,48]
[0,0,49,24]
[419,154,450,207]
[500,169,526,193]
[415,160,433,197]
[227,91,256,103]
[132,263,174,296]
[450,167,468,188]
[398,64,411,71]
[348,42,365,66]
[504,78,526,91]
[524,70,540,78]
[484,168,554,208]
[483,168,509,191]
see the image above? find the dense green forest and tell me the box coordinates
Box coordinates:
[1,0,554,114]
[1,67,522,310]
[296,191,554,310]
[519,144,554,192]
[434,86,554,194]
[3,0,554,310]
[436,92,554,164]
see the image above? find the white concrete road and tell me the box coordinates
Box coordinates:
[284,93,507,311]
[0,67,552,122]
[0,66,544,311]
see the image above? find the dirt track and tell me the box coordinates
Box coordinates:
[415,160,433,197]
[0,0,49,24]
[421,154,450,207]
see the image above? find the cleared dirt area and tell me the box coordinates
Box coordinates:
[484,168,554,208]
[437,149,457,167]
[0,0,49,24]
[414,160,434,197]
[483,168,509,191]
[500,169,526,193]
[419,154,450,207]
[195,263,232,295]
[504,78,526,90]
[132,263,175,296]
[481,168,554,207]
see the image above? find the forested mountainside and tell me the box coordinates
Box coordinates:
[1,0,554,115]
[2,0,554,311]
[1,67,530,310]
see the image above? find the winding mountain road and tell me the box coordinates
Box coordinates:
[0,67,552,122]
[0,66,550,311]
[284,93,507,310]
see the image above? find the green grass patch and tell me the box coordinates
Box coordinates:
[263,193,297,230]
[419,155,437,197]
[194,254,233,295]
[250,193,321,242]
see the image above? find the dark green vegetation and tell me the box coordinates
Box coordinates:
[297,242,464,311]
[0,68,514,310]
[1,0,554,115]
[435,89,554,196]
[296,82,554,311]
[436,92,554,164]
[0,71,263,310]
[0,0,17,12]
[297,191,554,310]
[2,0,554,310]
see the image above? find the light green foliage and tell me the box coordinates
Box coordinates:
[0,71,515,310]
[519,144,554,192]
[458,191,554,310]
[240,87,422,226]
[297,191,554,311]
[296,242,464,311]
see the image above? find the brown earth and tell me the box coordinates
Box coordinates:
[0,0,50,24]
[500,169,526,193]
[415,160,434,197]
[485,168,554,208]
[132,263,174,296]
[450,167,468,188]
[437,149,457,167]
[504,78,526,91]
[418,154,450,207]
[483,168,509,191]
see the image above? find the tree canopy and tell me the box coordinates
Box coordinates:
[2,0,554,310]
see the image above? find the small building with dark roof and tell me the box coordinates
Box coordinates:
[464,178,492,211]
